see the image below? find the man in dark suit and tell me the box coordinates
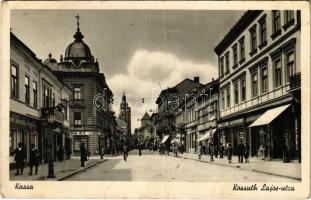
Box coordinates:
[80,143,87,167]
[11,143,26,175]
[29,144,39,175]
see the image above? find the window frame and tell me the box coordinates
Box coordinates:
[238,36,245,64]
[251,71,258,98]
[283,10,295,30]
[226,86,230,108]
[273,56,283,88]
[285,49,295,83]
[271,10,281,39]
[261,66,268,93]
[24,76,30,105]
[33,81,37,108]
[225,52,230,74]
[258,14,267,49]
[233,82,239,105]
[10,63,19,99]
[249,25,257,56]
[240,77,246,102]
[74,112,82,126]
[74,87,82,100]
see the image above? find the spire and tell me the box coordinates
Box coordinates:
[73,14,84,41]
[122,91,126,101]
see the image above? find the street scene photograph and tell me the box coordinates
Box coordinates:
[8,9,301,183]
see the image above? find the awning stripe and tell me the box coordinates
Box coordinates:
[161,135,170,143]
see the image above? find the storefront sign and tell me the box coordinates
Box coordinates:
[218,122,229,128]
[230,118,244,126]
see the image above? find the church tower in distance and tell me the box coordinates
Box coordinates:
[119,92,131,135]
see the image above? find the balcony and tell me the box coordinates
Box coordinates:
[41,107,64,124]
[289,72,301,92]
[69,99,85,108]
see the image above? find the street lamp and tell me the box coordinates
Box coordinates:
[46,110,56,178]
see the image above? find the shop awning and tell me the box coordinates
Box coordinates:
[249,104,291,127]
[161,135,170,144]
[197,129,217,142]
[197,133,210,142]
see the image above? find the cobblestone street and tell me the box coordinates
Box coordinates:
[65,150,299,182]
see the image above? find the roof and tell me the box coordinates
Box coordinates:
[214,10,263,55]
[141,112,150,120]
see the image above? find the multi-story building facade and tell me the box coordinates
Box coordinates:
[175,79,219,153]
[44,17,114,156]
[118,92,131,136]
[214,10,301,160]
[10,33,71,165]
[155,77,202,144]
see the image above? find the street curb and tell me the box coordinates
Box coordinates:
[171,155,301,181]
[57,159,107,181]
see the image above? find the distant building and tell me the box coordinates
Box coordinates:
[44,16,114,156]
[118,92,131,136]
[214,10,301,160]
[155,77,202,144]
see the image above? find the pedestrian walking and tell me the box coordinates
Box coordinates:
[28,144,39,175]
[80,142,87,167]
[209,142,214,162]
[214,145,218,158]
[138,143,142,156]
[197,143,202,159]
[174,144,178,157]
[11,142,26,175]
[227,143,233,164]
[244,142,250,163]
[219,143,224,158]
[123,143,129,161]
[237,139,246,163]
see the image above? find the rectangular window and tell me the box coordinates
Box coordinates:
[219,57,224,77]
[274,57,282,88]
[232,44,238,67]
[225,52,230,74]
[251,72,258,97]
[74,112,82,126]
[239,37,245,62]
[234,83,239,105]
[284,10,294,24]
[285,50,295,83]
[43,86,50,108]
[261,67,268,93]
[25,76,30,104]
[249,26,257,54]
[259,18,267,45]
[272,10,281,34]
[226,87,230,108]
[74,87,81,99]
[33,81,37,108]
[52,93,55,107]
[240,78,246,101]
[221,91,225,110]
[11,64,18,98]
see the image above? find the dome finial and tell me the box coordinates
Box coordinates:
[48,53,52,58]
[75,14,80,32]
[73,14,84,41]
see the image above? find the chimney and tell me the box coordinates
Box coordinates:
[194,76,200,83]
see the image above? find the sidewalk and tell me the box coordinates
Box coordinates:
[10,157,106,181]
[170,152,301,180]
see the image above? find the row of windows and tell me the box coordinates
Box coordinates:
[11,63,59,109]
[220,45,295,110]
[219,10,296,78]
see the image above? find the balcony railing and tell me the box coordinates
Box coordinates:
[69,99,85,107]
[41,107,64,124]
[289,72,301,92]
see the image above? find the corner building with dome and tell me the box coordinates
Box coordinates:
[44,17,116,156]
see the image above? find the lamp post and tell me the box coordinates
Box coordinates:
[46,110,56,178]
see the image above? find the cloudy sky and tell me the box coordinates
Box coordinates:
[11,9,243,131]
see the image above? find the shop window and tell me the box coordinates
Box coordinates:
[24,76,30,105]
[11,64,18,98]
[273,57,282,88]
[43,86,51,108]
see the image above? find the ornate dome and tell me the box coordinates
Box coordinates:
[64,15,93,62]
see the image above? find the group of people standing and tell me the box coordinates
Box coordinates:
[11,143,39,176]
[196,139,250,164]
